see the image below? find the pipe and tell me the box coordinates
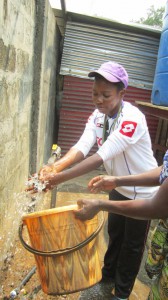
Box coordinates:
[60,0,67,19]
[19,266,36,288]
[48,144,61,208]
[27,284,41,299]
[9,266,37,298]
[51,186,57,208]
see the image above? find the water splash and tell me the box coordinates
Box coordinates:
[0,190,46,270]
[25,173,48,192]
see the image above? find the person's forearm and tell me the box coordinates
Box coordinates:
[99,177,168,220]
[54,153,103,184]
[76,179,168,221]
[116,166,162,188]
[99,199,154,220]
[53,148,84,172]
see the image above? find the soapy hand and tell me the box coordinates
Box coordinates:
[25,173,48,193]
[38,163,57,179]
[25,165,60,193]
[38,170,62,190]
[88,175,117,193]
[25,145,63,193]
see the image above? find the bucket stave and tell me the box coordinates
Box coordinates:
[19,205,104,295]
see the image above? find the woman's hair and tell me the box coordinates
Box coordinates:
[95,74,125,91]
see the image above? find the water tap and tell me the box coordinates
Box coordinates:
[47,144,61,165]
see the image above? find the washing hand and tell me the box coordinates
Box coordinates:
[25,164,61,193]
[39,164,57,178]
[25,173,48,193]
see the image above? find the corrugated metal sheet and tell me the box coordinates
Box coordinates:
[57,76,158,155]
[60,21,160,90]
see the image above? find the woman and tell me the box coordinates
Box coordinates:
[29,61,158,300]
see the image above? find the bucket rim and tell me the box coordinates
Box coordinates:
[22,204,79,220]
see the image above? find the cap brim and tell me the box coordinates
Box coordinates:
[88,70,120,83]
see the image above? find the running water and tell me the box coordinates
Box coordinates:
[0,189,50,270]
[0,163,58,269]
[25,174,48,192]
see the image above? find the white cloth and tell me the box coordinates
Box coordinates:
[73,101,158,199]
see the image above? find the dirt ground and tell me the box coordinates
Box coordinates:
[0,236,150,300]
[0,238,81,300]
[0,171,151,300]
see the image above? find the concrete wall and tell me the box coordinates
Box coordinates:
[0,0,60,268]
[37,0,61,167]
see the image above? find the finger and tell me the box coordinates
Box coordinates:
[38,173,46,180]
[88,184,100,192]
[74,210,86,221]
[26,189,38,195]
[88,176,101,188]
[92,179,104,188]
[42,188,49,193]
[77,199,84,206]
[25,186,35,192]
[90,187,100,193]
[38,167,49,175]
[88,176,100,187]
[38,174,50,182]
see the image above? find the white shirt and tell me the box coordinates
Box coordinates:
[73,101,158,199]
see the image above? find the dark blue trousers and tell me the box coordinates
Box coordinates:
[102,189,150,298]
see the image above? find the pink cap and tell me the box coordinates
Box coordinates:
[88,61,128,88]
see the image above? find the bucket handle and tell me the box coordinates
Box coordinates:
[19,214,104,257]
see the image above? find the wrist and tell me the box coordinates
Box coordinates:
[98,199,104,211]
[115,176,121,187]
[52,172,63,186]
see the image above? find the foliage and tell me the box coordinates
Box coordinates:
[134,5,165,28]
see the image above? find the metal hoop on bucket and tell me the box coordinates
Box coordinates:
[19,214,104,257]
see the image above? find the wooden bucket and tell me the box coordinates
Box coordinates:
[19,204,104,295]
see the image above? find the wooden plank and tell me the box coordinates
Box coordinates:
[136,101,168,120]
[153,118,163,156]
[153,144,167,152]
[155,119,163,143]
[152,119,168,164]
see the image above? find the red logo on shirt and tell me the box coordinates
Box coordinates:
[97,137,102,146]
[119,121,137,137]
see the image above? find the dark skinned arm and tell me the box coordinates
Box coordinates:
[75,177,168,221]
[39,153,103,190]
[39,148,84,178]
[88,166,162,193]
